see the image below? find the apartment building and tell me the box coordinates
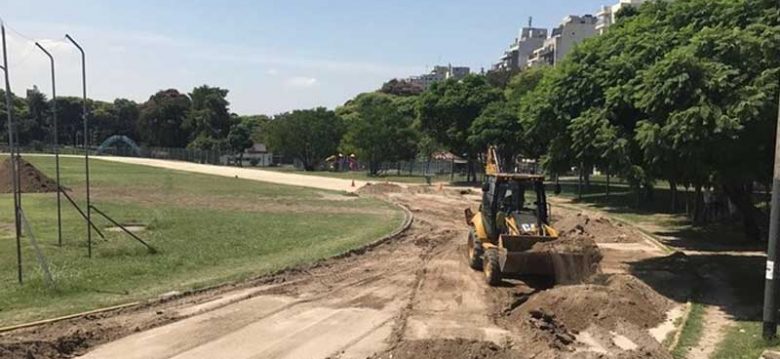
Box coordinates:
[407,64,471,89]
[596,0,647,34]
[527,14,598,67]
[494,25,548,71]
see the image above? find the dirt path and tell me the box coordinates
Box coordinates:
[94,155,375,193]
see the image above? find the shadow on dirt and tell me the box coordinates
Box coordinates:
[628,251,764,321]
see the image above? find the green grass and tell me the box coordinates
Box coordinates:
[671,303,706,359]
[262,166,467,184]
[0,155,403,326]
[712,322,780,359]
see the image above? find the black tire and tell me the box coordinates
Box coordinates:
[483,249,501,286]
[467,230,483,270]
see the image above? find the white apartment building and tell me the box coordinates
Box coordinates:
[494,26,548,71]
[407,64,470,89]
[596,0,647,34]
[527,14,598,67]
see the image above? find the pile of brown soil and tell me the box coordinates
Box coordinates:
[371,339,523,359]
[513,274,673,333]
[357,182,404,195]
[526,236,603,285]
[554,213,640,243]
[0,158,59,193]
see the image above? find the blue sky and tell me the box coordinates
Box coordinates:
[1,0,606,115]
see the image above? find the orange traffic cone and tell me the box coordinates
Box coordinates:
[351,179,355,187]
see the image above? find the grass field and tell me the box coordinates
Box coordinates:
[0,155,404,326]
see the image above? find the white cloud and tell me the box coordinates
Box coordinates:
[266,68,279,76]
[285,76,318,88]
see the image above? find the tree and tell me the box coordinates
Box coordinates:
[186,85,232,150]
[417,74,502,181]
[379,79,424,97]
[113,98,140,140]
[513,0,779,240]
[227,119,255,166]
[20,87,49,145]
[468,101,522,170]
[504,66,549,107]
[138,89,191,147]
[339,93,418,175]
[265,108,344,171]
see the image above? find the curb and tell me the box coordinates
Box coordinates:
[0,200,414,334]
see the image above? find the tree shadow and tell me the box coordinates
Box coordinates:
[628,251,765,321]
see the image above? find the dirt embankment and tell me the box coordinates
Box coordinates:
[554,212,641,244]
[0,157,60,193]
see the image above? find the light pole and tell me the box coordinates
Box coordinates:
[65,34,91,258]
[2,23,23,283]
[764,92,780,340]
[35,42,62,247]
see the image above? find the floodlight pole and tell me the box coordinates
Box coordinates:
[764,92,780,340]
[65,34,92,258]
[2,24,23,283]
[35,42,62,247]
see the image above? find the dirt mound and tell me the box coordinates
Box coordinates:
[371,339,523,359]
[357,182,403,195]
[0,329,93,359]
[0,158,59,193]
[554,212,640,243]
[514,274,673,333]
[526,236,603,285]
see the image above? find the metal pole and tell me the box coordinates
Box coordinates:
[65,34,91,258]
[2,24,22,283]
[35,42,62,247]
[764,92,780,340]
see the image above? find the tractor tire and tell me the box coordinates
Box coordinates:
[483,249,501,286]
[467,230,483,270]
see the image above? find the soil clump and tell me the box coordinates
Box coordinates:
[0,158,60,193]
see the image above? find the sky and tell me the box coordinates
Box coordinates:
[0,0,606,116]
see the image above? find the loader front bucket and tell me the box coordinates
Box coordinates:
[497,235,601,285]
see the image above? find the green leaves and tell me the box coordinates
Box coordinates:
[264,108,344,171]
[338,93,418,174]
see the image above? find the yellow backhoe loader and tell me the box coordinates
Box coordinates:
[465,147,560,285]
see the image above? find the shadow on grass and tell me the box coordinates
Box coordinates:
[550,180,767,252]
[628,251,764,322]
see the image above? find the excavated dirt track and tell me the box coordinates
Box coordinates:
[0,186,682,359]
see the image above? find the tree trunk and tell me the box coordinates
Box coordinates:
[722,182,762,241]
[669,180,677,213]
[693,184,703,223]
[583,166,591,192]
[605,167,610,200]
[577,166,583,200]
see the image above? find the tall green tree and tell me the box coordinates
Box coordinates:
[138,89,192,148]
[417,74,502,181]
[186,85,232,150]
[468,101,521,170]
[338,93,418,175]
[265,108,344,171]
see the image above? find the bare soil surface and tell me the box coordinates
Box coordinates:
[0,181,684,359]
[0,157,59,193]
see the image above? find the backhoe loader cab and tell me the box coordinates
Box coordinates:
[465,148,559,285]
